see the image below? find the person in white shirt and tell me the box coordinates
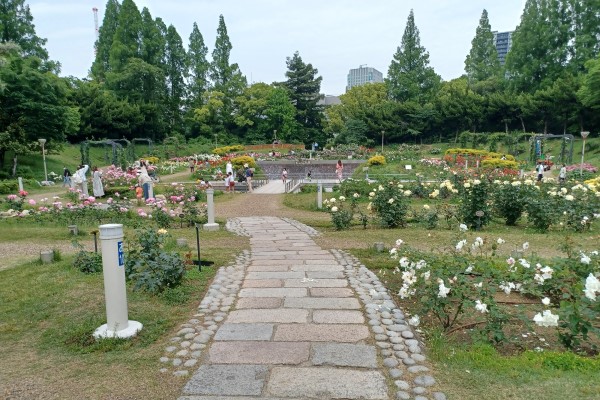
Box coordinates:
[74,164,89,196]
[559,164,567,184]
[536,162,545,182]
[138,160,153,200]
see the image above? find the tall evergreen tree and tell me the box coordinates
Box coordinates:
[91,0,120,80]
[464,9,501,84]
[164,24,187,135]
[0,0,48,60]
[568,0,600,72]
[108,0,142,73]
[282,51,323,144]
[386,9,440,103]
[505,0,570,92]
[209,14,246,97]
[140,7,164,67]
[187,22,210,109]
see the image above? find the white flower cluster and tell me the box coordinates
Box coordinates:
[324,196,346,213]
[584,274,600,301]
[533,310,559,327]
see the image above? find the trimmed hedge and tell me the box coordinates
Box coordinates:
[213,145,244,156]
[480,159,519,169]
[367,155,386,166]
[445,148,515,161]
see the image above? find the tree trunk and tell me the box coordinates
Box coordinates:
[11,155,17,177]
[520,117,526,133]
[504,120,508,134]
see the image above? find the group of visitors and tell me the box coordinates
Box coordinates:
[223,161,254,193]
[62,164,105,197]
[536,161,567,184]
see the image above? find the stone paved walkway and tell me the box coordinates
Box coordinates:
[173,217,445,400]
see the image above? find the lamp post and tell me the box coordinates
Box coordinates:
[381,131,385,153]
[38,138,48,185]
[580,131,590,176]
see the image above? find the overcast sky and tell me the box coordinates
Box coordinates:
[28,0,526,95]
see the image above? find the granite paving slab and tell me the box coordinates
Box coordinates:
[209,341,310,364]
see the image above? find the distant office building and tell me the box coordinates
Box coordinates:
[346,65,383,92]
[318,95,341,106]
[493,30,513,65]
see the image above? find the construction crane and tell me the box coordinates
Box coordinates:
[92,7,99,54]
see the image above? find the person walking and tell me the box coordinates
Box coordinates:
[536,161,545,182]
[74,164,89,196]
[189,158,195,173]
[559,163,567,184]
[138,160,153,200]
[92,166,104,197]
[226,160,233,179]
[62,167,72,188]
[336,159,344,182]
[225,172,235,193]
[282,167,288,184]
[244,164,253,192]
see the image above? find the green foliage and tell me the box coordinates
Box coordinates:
[124,228,186,294]
[283,51,324,145]
[458,179,491,229]
[493,181,534,225]
[480,158,519,169]
[73,250,102,274]
[386,10,441,104]
[0,180,18,194]
[464,9,500,83]
[369,182,410,228]
[0,0,49,60]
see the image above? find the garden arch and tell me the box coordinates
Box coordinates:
[530,134,574,165]
[80,140,124,167]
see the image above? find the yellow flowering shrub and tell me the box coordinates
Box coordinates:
[367,155,386,166]
[231,156,256,168]
[481,158,519,170]
[213,145,244,156]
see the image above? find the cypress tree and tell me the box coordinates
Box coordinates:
[386,9,440,103]
[464,9,500,84]
[209,14,246,97]
[91,0,120,80]
[187,22,210,108]
[164,24,187,134]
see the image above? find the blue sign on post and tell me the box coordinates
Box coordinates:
[117,241,124,267]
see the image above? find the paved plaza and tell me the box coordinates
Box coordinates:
[161,216,445,400]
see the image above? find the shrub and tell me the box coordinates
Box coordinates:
[142,156,160,165]
[339,178,372,197]
[493,181,536,225]
[125,228,185,294]
[480,158,519,170]
[213,145,244,156]
[0,181,18,194]
[367,155,386,166]
[231,155,255,169]
[458,179,491,229]
[369,182,410,228]
[324,196,354,230]
[73,251,102,273]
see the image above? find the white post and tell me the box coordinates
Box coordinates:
[203,188,219,231]
[93,224,142,339]
[317,180,323,209]
[148,183,154,199]
[18,177,23,192]
[580,131,589,176]
[38,139,48,185]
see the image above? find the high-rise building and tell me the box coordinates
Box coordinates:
[493,31,513,65]
[346,65,383,92]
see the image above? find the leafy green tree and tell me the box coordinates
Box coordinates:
[164,24,187,135]
[387,9,441,103]
[91,0,120,80]
[434,77,484,137]
[209,15,246,97]
[578,56,600,110]
[265,87,296,143]
[187,22,210,109]
[108,0,142,73]
[0,53,75,170]
[69,79,143,141]
[0,0,48,60]
[569,0,600,72]
[282,51,323,144]
[140,7,164,67]
[506,0,570,92]
[193,90,225,137]
[336,119,370,145]
[464,9,500,84]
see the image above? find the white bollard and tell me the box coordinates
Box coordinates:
[203,188,219,231]
[148,183,154,199]
[317,180,323,209]
[18,177,24,192]
[93,224,142,339]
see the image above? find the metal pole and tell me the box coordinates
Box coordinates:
[381,131,384,153]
